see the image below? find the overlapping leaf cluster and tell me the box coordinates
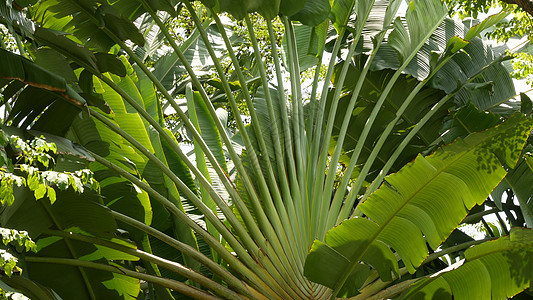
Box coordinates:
[0,132,98,205]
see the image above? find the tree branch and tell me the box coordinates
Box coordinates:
[501,0,533,17]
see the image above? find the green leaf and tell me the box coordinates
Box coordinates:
[0,49,86,107]
[11,90,82,136]
[97,5,145,47]
[33,184,47,200]
[246,86,287,179]
[373,18,516,112]
[400,228,533,299]
[33,27,98,71]
[388,0,447,64]
[329,64,449,180]
[305,114,533,292]
[203,0,283,19]
[282,23,319,71]
[211,0,273,20]
[521,93,533,115]
[2,187,135,299]
[29,239,137,299]
[101,268,140,300]
[94,53,127,77]
[6,1,530,299]
[0,275,61,300]
[526,153,533,172]
[441,103,502,144]
[32,1,139,52]
[290,0,331,27]
[1,186,117,241]
[464,8,511,41]
[308,20,328,57]
[188,88,228,172]
[502,158,533,228]
[0,227,37,252]
[27,173,41,191]
[329,0,355,33]
[114,113,155,153]
[0,0,35,38]
[73,69,202,274]
[111,0,177,19]
[446,36,470,54]
[257,0,281,19]
[0,249,20,277]
[0,180,16,206]
[280,0,306,16]
[305,229,395,297]
[34,48,78,84]
[70,109,153,231]
[185,85,222,251]
[152,23,224,91]
[47,187,56,204]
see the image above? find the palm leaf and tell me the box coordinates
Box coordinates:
[152,23,223,92]
[328,64,449,178]
[501,158,533,228]
[0,49,86,107]
[373,17,516,113]
[305,114,533,296]
[32,0,145,52]
[400,227,533,299]
[70,70,201,270]
[2,0,532,299]
[1,187,139,300]
[0,275,63,300]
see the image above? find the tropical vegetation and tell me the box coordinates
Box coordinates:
[0,0,533,299]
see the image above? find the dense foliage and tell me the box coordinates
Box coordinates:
[445,0,533,84]
[0,0,532,299]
